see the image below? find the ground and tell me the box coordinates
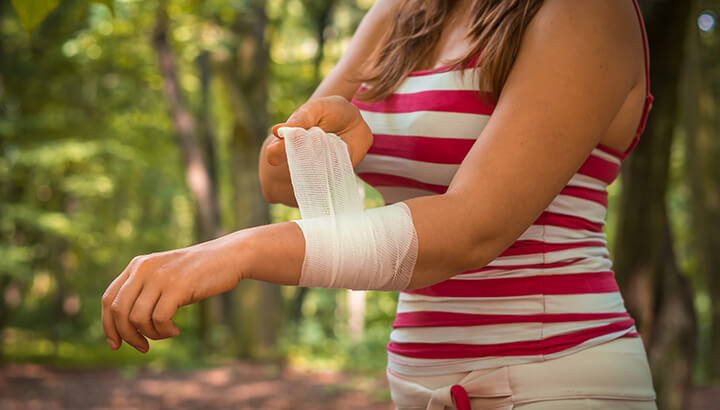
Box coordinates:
[1,363,718,409]
[0,362,393,410]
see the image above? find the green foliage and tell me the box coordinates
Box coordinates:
[1,0,193,365]
[0,0,383,374]
[0,245,35,281]
[3,0,719,390]
[278,289,397,374]
[11,0,60,36]
[10,0,115,37]
[2,327,204,371]
[86,0,114,16]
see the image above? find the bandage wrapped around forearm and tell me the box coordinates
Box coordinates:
[279,126,418,291]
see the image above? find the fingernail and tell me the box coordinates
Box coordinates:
[139,345,148,354]
[172,327,180,337]
[107,338,117,350]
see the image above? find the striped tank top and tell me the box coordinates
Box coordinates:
[350,0,654,376]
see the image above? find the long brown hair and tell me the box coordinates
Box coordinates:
[355,0,544,103]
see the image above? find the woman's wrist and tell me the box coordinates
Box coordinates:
[199,228,255,284]
[223,221,305,286]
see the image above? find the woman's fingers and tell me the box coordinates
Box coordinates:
[266,138,287,166]
[102,252,191,353]
[111,273,150,353]
[267,96,372,169]
[152,290,182,338]
[129,284,164,340]
[271,122,288,138]
[271,97,339,138]
[272,105,315,138]
[268,106,315,166]
[268,103,321,165]
[101,271,129,350]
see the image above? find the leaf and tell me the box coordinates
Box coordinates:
[86,0,115,16]
[11,0,60,37]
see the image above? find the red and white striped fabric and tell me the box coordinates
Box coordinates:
[350,0,653,377]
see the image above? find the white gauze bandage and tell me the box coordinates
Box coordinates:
[278,126,418,291]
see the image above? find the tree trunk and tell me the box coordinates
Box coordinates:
[348,290,366,340]
[218,1,283,359]
[613,1,697,408]
[152,1,224,347]
[647,218,697,410]
[703,77,720,382]
[304,0,336,88]
[196,50,236,334]
[682,4,720,382]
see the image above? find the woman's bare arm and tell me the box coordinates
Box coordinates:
[259,0,400,207]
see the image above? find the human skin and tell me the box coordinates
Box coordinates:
[102,0,649,354]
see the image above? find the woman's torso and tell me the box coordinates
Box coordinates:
[349,0,653,376]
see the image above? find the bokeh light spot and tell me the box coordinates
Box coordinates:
[698,11,716,33]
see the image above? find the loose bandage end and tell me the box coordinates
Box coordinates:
[282,126,418,291]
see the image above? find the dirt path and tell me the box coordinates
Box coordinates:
[0,362,393,410]
[2,363,719,409]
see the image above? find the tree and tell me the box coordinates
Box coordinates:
[613,1,698,408]
[682,1,720,383]
[218,0,284,358]
[152,0,226,346]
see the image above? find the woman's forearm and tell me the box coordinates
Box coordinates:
[236,221,305,286]
[100,190,506,354]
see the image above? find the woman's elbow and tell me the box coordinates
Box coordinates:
[447,220,513,278]
[461,220,526,277]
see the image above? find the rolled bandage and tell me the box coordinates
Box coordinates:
[279,126,418,291]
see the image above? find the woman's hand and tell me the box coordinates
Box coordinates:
[265,95,373,167]
[101,238,245,353]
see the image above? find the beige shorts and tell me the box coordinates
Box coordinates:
[387,336,657,410]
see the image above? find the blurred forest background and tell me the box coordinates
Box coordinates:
[0,0,718,409]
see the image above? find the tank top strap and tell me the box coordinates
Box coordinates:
[624,0,654,156]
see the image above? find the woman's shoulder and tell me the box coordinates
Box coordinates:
[530,0,644,53]
[370,0,404,17]
[521,0,643,88]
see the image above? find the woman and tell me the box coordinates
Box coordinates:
[102,0,657,408]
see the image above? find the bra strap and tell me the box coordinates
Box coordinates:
[629,0,654,144]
